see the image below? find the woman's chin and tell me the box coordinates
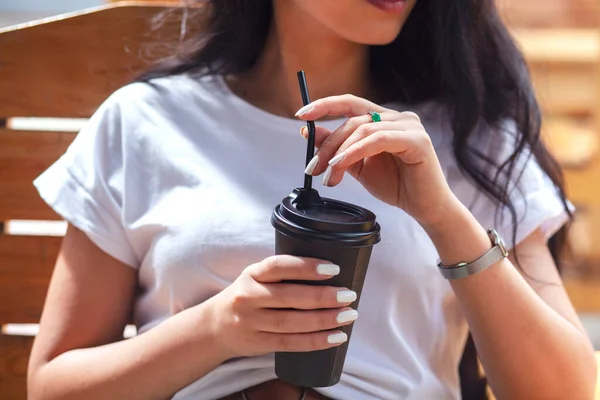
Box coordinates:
[350,30,402,46]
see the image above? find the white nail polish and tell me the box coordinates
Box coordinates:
[337,290,357,303]
[337,310,358,324]
[304,155,319,175]
[329,152,346,166]
[327,332,348,344]
[322,166,332,186]
[295,104,313,117]
[316,263,340,276]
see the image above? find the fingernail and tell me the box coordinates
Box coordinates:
[322,166,332,186]
[300,126,308,138]
[337,290,357,303]
[327,332,348,344]
[295,104,313,117]
[337,309,358,324]
[329,152,345,167]
[305,155,319,175]
[316,263,340,276]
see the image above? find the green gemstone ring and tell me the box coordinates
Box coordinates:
[368,111,381,122]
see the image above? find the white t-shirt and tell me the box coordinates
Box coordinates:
[34,74,568,400]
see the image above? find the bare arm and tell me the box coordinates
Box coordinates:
[28,225,354,400]
[293,93,597,399]
[423,202,597,400]
[27,225,230,400]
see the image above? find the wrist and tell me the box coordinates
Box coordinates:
[420,195,471,237]
[420,197,491,267]
[190,296,237,362]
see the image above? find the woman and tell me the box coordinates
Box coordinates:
[27,0,596,399]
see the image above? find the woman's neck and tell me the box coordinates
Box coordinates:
[226,1,372,118]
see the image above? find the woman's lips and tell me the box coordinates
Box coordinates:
[366,0,408,14]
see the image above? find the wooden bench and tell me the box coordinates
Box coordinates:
[0,2,599,399]
[0,3,191,397]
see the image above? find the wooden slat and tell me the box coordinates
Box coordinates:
[567,207,600,265]
[0,2,201,118]
[564,161,600,206]
[0,129,76,221]
[499,0,599,29]
[514,29,599,64]
[529,63,597,115]
[543,117,597,168]
[597,29,600,146]
[565,280,600,313]
[564,203,600,271]
[0,235,60,324]
[0,335,32,400]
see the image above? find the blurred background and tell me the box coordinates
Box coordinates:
[0,0,599,342]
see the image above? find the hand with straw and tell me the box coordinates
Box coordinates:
[297,93,455,229]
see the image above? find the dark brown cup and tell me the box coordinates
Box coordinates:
[270,188,381,387]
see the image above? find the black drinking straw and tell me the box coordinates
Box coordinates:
[297,70,316,190]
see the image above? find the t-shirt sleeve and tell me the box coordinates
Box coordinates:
[447,120,572,249]
[33,89,140,268]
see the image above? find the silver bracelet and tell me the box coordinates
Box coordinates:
[438,228,508,280]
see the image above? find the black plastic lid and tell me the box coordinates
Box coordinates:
[271,188,381,246]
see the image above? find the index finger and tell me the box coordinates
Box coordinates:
[250,255,340,283]
[296,94,386,120]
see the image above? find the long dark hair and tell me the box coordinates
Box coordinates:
[140,1,570,398]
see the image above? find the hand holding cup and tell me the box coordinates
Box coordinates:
[209,255,358,359]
